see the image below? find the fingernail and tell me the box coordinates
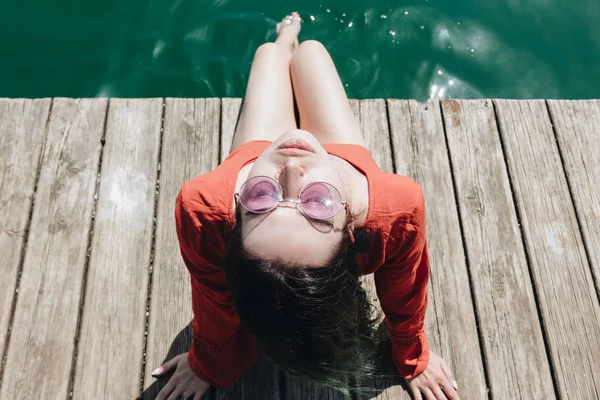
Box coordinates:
[152,367,161,376]
[452,380,458,390]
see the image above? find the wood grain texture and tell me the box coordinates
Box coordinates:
[547,100,600,298]
[0,99,106,400]
[387,99,487,399]
[72,99,163,398]
[221,98,242,160]
[356,99,410,400]
[359,100,393,174]
[441,99,555,399]
[494,100,600,399]
[0,99,51,371]
[142,98,220,399]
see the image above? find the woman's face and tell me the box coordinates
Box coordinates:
[238,129,349,266]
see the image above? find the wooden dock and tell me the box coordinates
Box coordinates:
[0,98,599,399]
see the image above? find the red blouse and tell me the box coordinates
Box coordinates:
[175,141,430,387]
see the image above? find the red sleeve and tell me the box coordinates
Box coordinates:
[175,186,257,387]
[374,190,430,380]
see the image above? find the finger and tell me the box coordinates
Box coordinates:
[440,379,460,400]
[156,379,176,400]
[194,394,202,400]
[441,361,454,382]
[153,355,181,376]
[409,384,423,400]
[432,384,449,400]
[422,387,437,400]
[166,385,185,400]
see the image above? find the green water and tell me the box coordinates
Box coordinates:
[1,0,599,100]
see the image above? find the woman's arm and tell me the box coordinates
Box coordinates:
[174,186,257,386]
[152,185,257,400]
[374,225,430,379]
[374,185,459,399]
[178,237,257,387]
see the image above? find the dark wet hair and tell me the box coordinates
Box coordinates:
[224,204,380,394]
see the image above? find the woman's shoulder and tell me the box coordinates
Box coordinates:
[175,172,232,241]
[373,171,425,221]
[176,141,272,226]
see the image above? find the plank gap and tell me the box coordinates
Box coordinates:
[139,98,167,396]
[217,98,223,168]
[65,99,110,400]
[545,100,600,303]
[0,98,53,391]
[491,100,560,400]
[438,101,492,400]
[383,99,397,174]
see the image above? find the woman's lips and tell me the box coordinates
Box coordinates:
[275,139,316,153]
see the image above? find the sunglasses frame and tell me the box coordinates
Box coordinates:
[234,175,348,220]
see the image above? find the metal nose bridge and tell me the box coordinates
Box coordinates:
[278,198,301,207]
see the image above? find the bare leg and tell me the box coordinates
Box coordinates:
[290,40,365,146]
[230,13,302,153]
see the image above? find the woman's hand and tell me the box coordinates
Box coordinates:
[152,352,210,400]
[406,351,459,400]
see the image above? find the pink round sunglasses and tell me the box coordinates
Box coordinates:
[235,175,347,220]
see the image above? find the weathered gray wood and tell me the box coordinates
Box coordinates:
[0,99,51,376]
[356,99,410,400]
[221,98,242,160]
[354,99,387,327]
[73,99,163,398]
[359,100,393,174]
[285,371,352,400]
[0,98,107,399]
[142,98,221,399]
[495,100,600,399]
[441,99,555,399]
[212,357,280,400]
[547,100,600,298]
[387,99,487,399]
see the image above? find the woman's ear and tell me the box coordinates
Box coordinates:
[347,218,356,244]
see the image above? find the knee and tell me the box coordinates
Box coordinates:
[254,42,289,60]
[296,40,327,55]
[290,40,329,68]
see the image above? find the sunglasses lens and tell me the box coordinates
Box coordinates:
[300,182,342,219]
[239,176,280,212]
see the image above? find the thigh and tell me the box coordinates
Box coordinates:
[290,40,365,146]
[230,43,297,153]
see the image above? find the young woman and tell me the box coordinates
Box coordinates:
[152,12,459,400]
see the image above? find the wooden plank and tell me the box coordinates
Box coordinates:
[221,98,242,160]
[359,100,393,174]
[0,98,107,399]
[441,99,555,399]
[0,98,51,387]
[72,99,163,398]
[387,99,487,399]
[142,98,220,399]
[547,100,600,297]
[355,99,410,400]
[495,100,600,399]
[214,356,280,400]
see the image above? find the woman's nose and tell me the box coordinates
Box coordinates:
[279,163,305,198]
